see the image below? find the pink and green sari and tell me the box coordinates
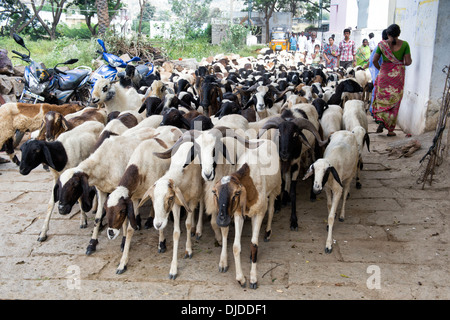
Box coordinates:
[372,41,406,132]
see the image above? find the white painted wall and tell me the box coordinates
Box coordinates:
[395,0,440,134]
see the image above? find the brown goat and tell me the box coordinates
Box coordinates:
[36,108,107,141]
[0,102,83,164]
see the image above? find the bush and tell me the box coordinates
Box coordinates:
[220,23,249,54]
[57,23,92,40]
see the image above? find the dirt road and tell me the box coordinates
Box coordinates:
[0,116,448,302]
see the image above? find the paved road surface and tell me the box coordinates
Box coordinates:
[0,116,449,301]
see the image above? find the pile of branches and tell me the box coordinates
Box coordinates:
[103,34,168,65]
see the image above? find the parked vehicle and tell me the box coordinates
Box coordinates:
[12,33,92,106]
[89,39,141,89]
[269,27,290,52]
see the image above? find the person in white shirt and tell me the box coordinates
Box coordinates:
[306,31,320,62]
[297,31,308,55]
[368,32,377,52]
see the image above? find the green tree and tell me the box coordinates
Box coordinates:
[168,0,212,35]
[244,0,278,43]
[0,0,42,38]
[30,0,68,40]
[244,0,331,42]
[69,0,123,36]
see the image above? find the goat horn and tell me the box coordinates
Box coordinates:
[257,116,284,139]
[291,117,328,147]
[153,130,200,159]
[211,126,262,149]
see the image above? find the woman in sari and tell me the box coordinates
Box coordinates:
[355,39,371,67]
[322,37,338,69]
[368,29,388,115]
[372,24,412,136]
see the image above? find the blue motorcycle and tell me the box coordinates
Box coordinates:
[89,39,144,89]
[12,33,92,106]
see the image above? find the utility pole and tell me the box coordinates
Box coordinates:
[248,0,252,26]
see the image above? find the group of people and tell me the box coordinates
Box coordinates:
[290,25,412,136]
[288,31,321,64]
[288,28,374,69]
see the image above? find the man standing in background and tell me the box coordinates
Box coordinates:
[368,32,377,51]
[297,31,308,55]
[337,28,356,69]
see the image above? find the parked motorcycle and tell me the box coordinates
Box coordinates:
[89,38,142,89]
[12,33,92,106]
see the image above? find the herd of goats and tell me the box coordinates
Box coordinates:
[0,48,374,289]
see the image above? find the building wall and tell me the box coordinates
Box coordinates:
[328,0,445,134]
[395,0,444,134]
[329,0,358,34]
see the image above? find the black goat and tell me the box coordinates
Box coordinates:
[138,96,162,117]
[160,108,191,130]
[312,98,329,119]
[258,112,327,232]
[199,76,223,117]
[190,114,214,131]
[327,79,363,106]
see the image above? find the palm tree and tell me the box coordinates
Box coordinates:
[96,0,110,35]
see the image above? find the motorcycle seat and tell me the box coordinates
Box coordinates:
[58,69,90,90]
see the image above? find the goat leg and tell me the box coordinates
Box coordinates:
[325,188,342,253]
[289,180,298,231]
[233,214,246,287]
[86,190,106,255]
[38,195,56,242]
[218,226,229,273]
[249,213,264,289]
[169,204,181,280]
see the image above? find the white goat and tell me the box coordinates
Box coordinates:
[18,121,104,241]
[55,126,158,255]
[105,126,183,274]
[320,104,343,140]
[139,141,204,280]
[342,100,370,189]
[91,78,144,113]
[212,138,281,289]
[303,130,359,253]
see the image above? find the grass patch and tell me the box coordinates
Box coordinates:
[1,35,265,70]
[0,36,97,69]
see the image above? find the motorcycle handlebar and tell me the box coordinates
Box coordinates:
[54,68,67,75]
[12,50,28,59]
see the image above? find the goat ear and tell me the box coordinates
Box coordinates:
[236,163,250,180]
[174,185,192,214]
[328,166,343,188]
[138,102,146,114]
[127,200,138,230]
[364,132,370,152]
[155,100,164,115]
[61,117,70,131]
[80,174,93,212]
[303,164,314,180]
[322,166,331,187]
[297,131,312,149]
[178,98,192,110]
[42,144,56,169]
[183,145,197,168]
[139,184,154,208]
[243,96,255,109]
